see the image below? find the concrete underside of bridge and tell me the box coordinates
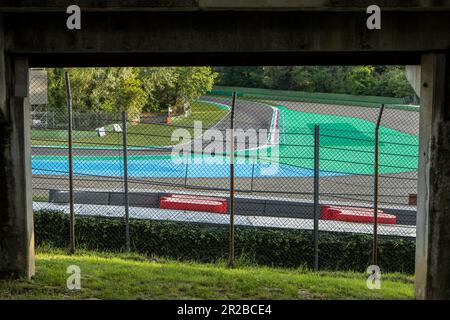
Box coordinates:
[1,1,450,299]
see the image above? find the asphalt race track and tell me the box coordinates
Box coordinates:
[31,98,419,237]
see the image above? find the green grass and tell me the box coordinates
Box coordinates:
[32,195,49,202]
[210,85,406,108]
[31,101,228,148]
[76,123,182,147]
[171,101,228,128]
[0,247,414,300]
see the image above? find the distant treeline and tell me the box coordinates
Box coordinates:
[44,66,414,118]
[213,66,415,98]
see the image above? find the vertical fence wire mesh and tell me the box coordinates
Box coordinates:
[30,68,418,273]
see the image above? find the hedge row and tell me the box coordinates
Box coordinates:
[34,210,415,273]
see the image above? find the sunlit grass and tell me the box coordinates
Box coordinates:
[0,247,414,300]
[31,101,228,148]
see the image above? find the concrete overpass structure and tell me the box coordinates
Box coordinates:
[1,1,450,299]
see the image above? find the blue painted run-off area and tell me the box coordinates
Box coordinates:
[32,158,346,178]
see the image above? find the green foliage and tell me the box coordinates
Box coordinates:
[46,67,217,116]
[46,68,66,111]
[290,66,353,93]
[214,66,415,98]
[34,210,415,273]
[263,66,295,90]
[138,67,217,113]
[372,66,416,97]
[347,66,376,95]
[114,69,147,119]
[215,66,264,88]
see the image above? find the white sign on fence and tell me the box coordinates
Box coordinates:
[96,127,106,137]
[113,123,122,132]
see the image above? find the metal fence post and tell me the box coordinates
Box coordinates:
[250,156,256,192]
[122,111,130,252]
[65,71,75,255]
[184,151,189,187]
[313,125,320,271]
[373,104,385,267]
[228,92,237,268]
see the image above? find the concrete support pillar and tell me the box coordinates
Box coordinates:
[415,53,450,299]
[0,16,35,279]
[406,65,421,98]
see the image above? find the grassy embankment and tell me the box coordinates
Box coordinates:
[31,101,228,148]
[0,247,414,300]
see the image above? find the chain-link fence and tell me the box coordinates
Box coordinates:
[30,69,418,273]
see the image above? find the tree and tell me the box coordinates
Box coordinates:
[114,69,147,120]
[46,68,66,111]
[214,66,264,88]
[262,66,294,90]
[347,66,376,95]
[291,66,351,93]
[138,67,178,112]
[140,67,217,112]
[213,65,414,98]
[46,67,217,117]
[371,66,415,98]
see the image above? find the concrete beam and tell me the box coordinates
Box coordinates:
[0,16,35,278]
[198,0,450,11]
[4,11,450,67]
[1,0,450,12]
[415,53,450,299]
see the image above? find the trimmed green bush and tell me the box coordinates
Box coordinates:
[34,210,415,273]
